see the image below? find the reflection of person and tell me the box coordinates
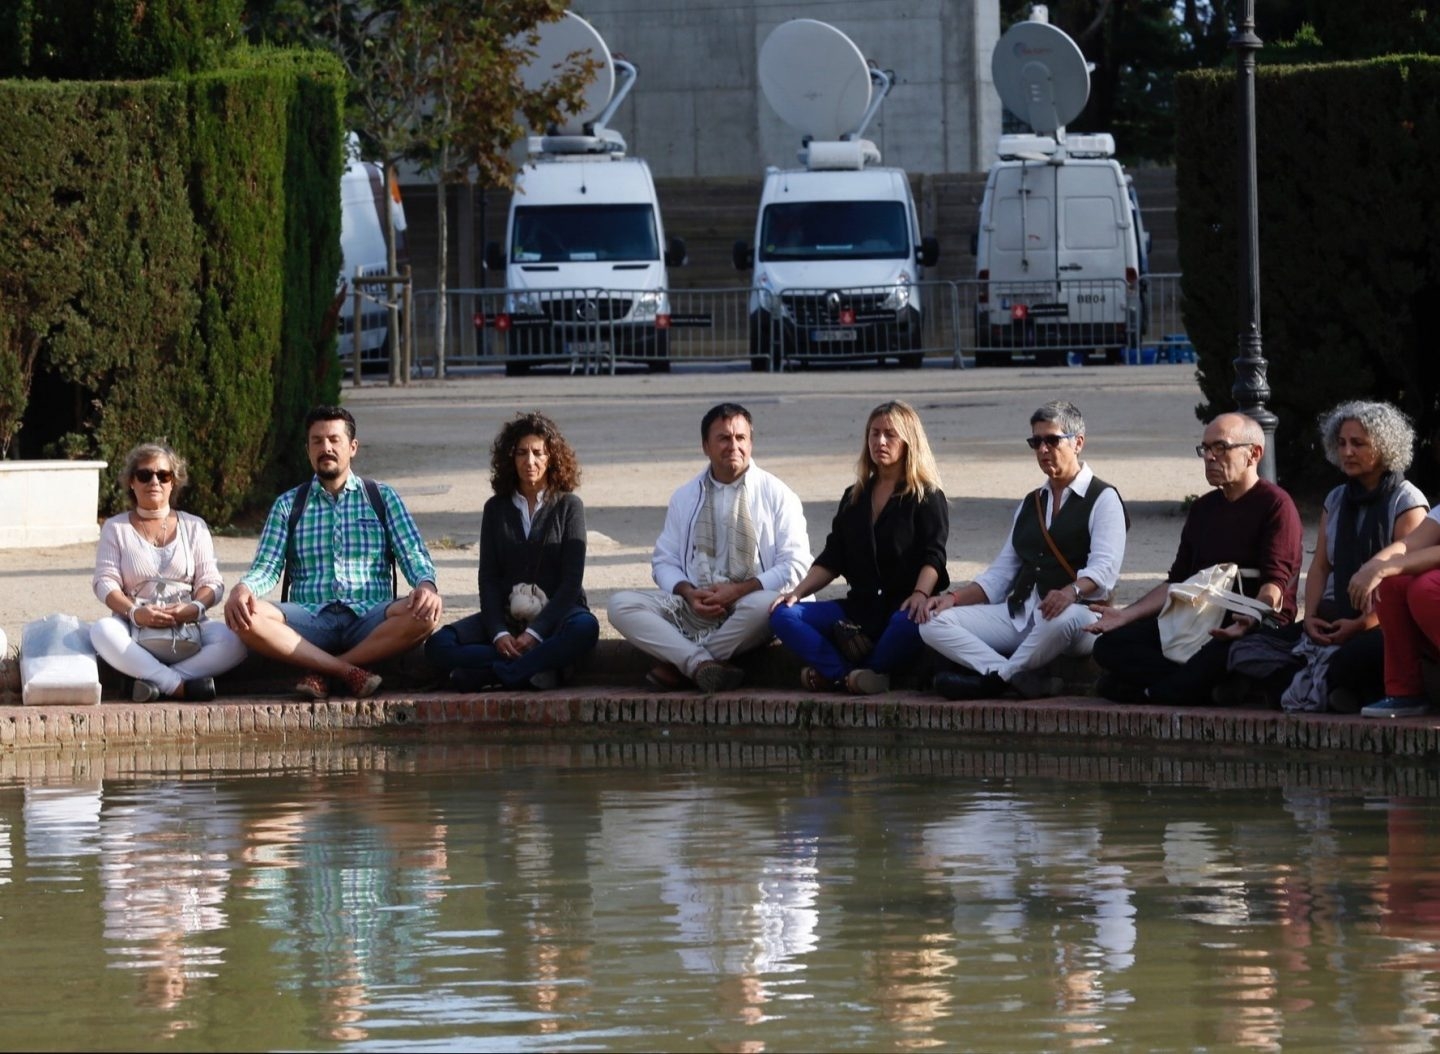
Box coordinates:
[1089,412,1303,705]
[223,406,442,700]
[770,400,949,695]
[89,444,246,702]
[607,403,811,693]
[425,412,598,691]
[1284,402,1424,713]
[921,401,1125,700]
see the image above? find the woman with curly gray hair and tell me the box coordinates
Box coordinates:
[1297,401,1427,711]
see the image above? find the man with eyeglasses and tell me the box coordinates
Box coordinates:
[920,400,1127,699]
[1087,412,1303,705]
[223,405,443,700]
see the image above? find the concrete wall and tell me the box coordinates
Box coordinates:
[557,0,1001,177]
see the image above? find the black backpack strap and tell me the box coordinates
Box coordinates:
[279,480,313,603]
[360,477,398,599]
[281,477,397,602]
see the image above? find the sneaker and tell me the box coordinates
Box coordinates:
[845,668,891,695]
[339,666,382,699]
[295,671,329,699]
[131,679,161,703]
[693,660,744,694]
[1361,695,1431,719]
[1007,668,1063,700]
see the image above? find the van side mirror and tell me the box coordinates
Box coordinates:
[732,240,753,271]
[484,240,506,274]
[666,236,688,267]
[917,236,940,268]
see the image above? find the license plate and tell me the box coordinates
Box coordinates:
[564,341,610,354]
[811,328,856,343]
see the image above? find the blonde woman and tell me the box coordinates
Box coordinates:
[771,400,950,694]
[90,443,246,701]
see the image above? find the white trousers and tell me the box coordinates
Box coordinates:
[90,615,248,695]
[606,590,777,678]
[919,601,1099,680]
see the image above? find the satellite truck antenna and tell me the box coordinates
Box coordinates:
[758,19,893,168]
[990,8,1090,158]
[517,12,633,155]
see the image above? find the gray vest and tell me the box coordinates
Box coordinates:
[1005,479,1114,615]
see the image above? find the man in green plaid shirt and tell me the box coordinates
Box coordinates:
[224,405,443,699]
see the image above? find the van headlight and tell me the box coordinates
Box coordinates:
[630,291,665,320]
[757,274,787,318]
[882,280,912,312]
[510,291,545,315]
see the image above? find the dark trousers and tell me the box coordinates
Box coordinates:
[1092,616,1235,705]
[425,607,599,688]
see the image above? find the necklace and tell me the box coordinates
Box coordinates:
[132,512,173,547]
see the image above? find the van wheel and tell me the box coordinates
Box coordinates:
[504,360,530,377]
[975,351,1008,368]
[749,313,779,371]
[646,359,671,373]
[899,353,923,369]
[1037,349,1067,368]
[647,331,671,372]
[1104,347,1125,365]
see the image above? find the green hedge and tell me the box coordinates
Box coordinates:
[0,47,344,522]
[1176,57,1440,493]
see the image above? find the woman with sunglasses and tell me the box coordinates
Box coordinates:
[90,443,246,701]
[770,400,949,694]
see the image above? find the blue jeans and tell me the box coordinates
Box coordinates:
[769,600,925,681]
[425,607,599,688]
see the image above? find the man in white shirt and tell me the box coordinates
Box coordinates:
[607,403,812,693]
[920,400,1127,699]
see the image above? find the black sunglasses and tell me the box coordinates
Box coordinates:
[133,468,174,484]
[1026,433,1076,450]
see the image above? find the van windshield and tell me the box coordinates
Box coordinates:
[759,201,910,261]
[511,205,659,263]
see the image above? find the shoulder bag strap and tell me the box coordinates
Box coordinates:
[1034,489,1077,582]
[280,481,312,603]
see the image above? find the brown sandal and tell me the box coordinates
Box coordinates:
[800,666,842,692]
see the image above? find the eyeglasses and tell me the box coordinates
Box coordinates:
[1195,441,1252,459]
[1026,433,1076,450]
[133,468,174,484]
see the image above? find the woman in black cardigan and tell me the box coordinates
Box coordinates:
[426,412,598,691]
[771,400,949,694]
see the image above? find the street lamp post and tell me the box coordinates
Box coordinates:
[1230,0,1277,481]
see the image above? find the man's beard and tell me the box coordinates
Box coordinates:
[316,459,342,480]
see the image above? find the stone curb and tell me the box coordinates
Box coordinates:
[2,688,1437,762]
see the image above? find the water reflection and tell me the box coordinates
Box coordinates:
[0,743,1438,1050]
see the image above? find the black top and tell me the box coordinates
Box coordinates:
[814,483,950,632]
[478,491,589,640]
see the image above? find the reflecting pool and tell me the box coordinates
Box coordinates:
[2,741,1440,1051]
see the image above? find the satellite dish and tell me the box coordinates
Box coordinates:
[991,20,1089,136]
[759,20,872,141]
[517,12,615,135]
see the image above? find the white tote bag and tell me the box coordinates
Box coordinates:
[1157,563,1280,663]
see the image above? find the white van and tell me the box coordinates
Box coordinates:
[734,155,938,371]
[484,129,684,376]
[337,134,408,369]
[734,20,939,371]
[972,133,1147,367]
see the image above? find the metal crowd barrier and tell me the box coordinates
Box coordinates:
[404,275,1187,376]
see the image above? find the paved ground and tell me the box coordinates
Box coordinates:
[0,361,1319,648]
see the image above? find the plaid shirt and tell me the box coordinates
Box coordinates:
[240,473,436,614]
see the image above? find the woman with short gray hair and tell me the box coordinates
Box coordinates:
[1299,401,1426,711]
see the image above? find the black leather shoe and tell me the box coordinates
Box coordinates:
[180,677,216,702]
[933,670,1005,701]
[449,668,503,692]
[1095,672,1146,704]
